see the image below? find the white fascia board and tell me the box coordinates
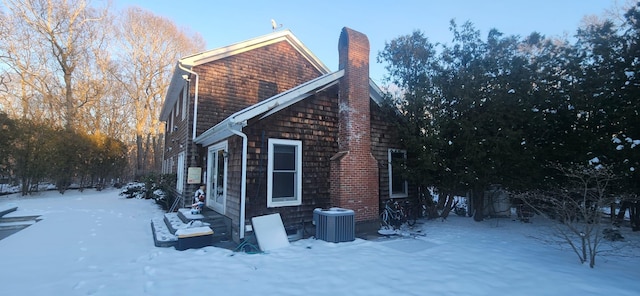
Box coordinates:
[193,116,234,146]
[260,79,339,120]
[196,124,238,147]
[369,78,384,106]
[194,70,344,146]
[163,30,330,122]
[182,30,330,74]
[194,70,388,146]
[233,70,344,123]
[160,63,188,121]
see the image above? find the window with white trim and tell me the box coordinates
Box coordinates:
[388,149,408,198]
[176,152,185,193]
[267,139,302,207]
[175,98,180,119]
[169,109,174,134]
[181,87,187,120]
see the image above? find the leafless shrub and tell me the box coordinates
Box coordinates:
[514,163,617,268]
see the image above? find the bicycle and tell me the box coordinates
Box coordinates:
[380,199,416,229]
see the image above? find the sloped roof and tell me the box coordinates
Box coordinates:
[160,29,330,121]
[194,69,385,146]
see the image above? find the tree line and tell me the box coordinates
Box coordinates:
[0,112,127,194]
[378,2,640,221]
[0,0,205,186]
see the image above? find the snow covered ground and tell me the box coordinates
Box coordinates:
[0,189,638,296]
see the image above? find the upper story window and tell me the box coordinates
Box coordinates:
[175,97,180,119]
[181,87,187,120]
[388,149,408,198]
[267,138,302,207]
[169,109,174,134]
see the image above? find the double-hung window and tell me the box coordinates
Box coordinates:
[388,149,408,198]
[267,139,302,207]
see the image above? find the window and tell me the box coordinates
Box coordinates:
[176,152,185,193]
[175,98,180,119]
[388,149,408,198]
[169,109,174,134]
[181,88,187,120]
[267,139,302,207]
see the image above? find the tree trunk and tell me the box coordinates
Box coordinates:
[440,194,455,219]
[631,201,640,231]
[473,186,485,222]
[136,134,143,177]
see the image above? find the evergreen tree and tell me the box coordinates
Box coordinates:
[0,112,16,170]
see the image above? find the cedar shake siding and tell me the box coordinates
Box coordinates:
[235,85,403,235]
[161,28,408,243]
[191,41,323,137]
[242,86,339,229]
[370,101,404,202]
[225,136,244,239]
[174,36,326,206]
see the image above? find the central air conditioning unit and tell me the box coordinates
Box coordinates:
[313,207,355,243]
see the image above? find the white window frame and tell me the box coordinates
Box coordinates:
[176,152,185,193]
[175,97,180,119]
[267,138,302,207]
[169,109,174,134]
[181,87,187,120]
[388,149,408,198]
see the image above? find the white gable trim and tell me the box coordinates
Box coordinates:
[369,78,384,106]
[182,30,329,73]
[193,70,386,147]
[161,30,330,121]
[194,70,344,146]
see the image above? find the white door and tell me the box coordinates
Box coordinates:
[207,142,227,214]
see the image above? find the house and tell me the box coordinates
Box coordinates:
[159,27,408,244]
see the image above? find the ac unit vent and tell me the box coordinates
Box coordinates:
[313,208,355,243]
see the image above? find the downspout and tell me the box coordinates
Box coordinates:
[229,127,248,239]
[178,63,199,140]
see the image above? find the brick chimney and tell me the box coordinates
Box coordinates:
[330,27,379,224]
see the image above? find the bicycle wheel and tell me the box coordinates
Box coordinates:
[380,209,392,229]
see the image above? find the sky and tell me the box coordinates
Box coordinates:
[1,188,639,295]
[115,0,622,84]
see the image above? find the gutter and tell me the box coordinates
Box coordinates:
[178,62,200,140]
[229,125,248,240]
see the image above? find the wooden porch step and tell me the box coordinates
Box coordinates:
[150,218,177,248]
[163,212,210,235]
[151,208,232,249]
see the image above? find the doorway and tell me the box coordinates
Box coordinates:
[207,141,227,214]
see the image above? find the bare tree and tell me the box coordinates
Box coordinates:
[1,1,208,184]
[0,4,54,120]
[1,0,111,131]
[112,6,205,176]
[515,163,616,268]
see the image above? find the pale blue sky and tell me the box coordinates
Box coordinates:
[117,0,619,84]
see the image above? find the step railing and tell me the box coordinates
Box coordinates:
[168,195,184,213]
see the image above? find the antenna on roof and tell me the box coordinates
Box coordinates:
[271,19,283,31]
